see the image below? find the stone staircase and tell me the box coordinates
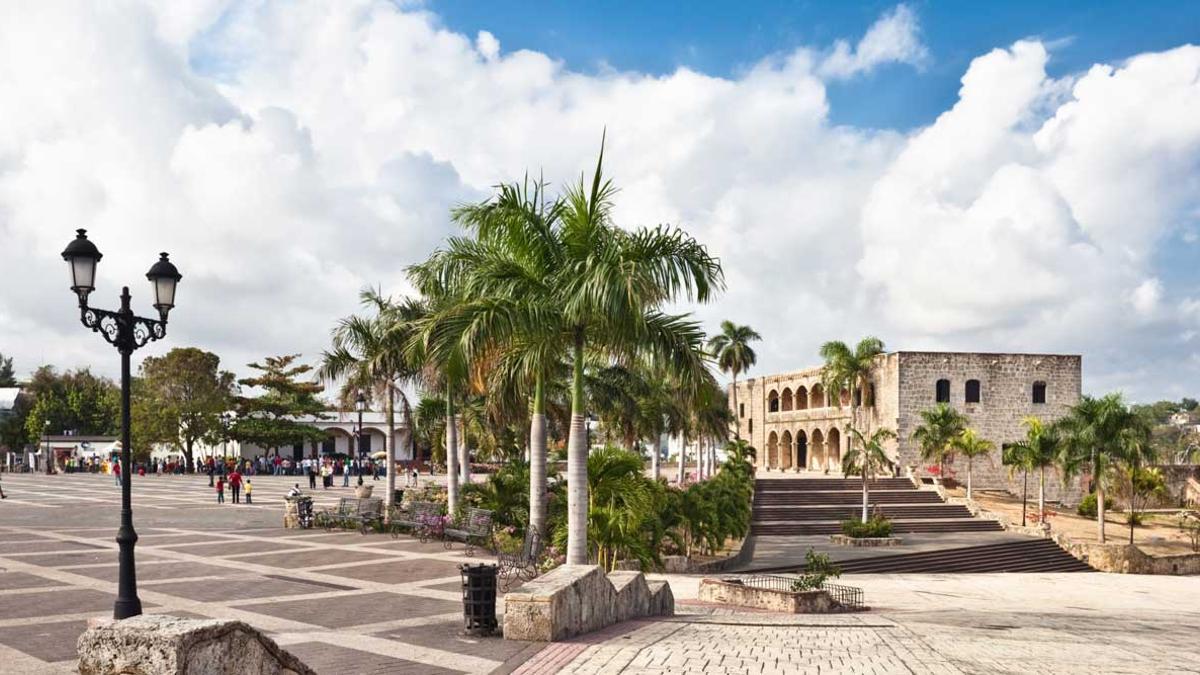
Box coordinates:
[752,477,1002,536]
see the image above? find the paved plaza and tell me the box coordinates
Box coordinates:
[1,473,1199,674]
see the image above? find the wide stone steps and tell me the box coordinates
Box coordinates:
[750,538,1092,574]
[751,519,1005,536]
[754,490,944,506]
[753,504,974,522]
[756,478,916,492]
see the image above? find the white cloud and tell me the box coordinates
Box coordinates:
[818,4,930,79]
[0,1,1198,403]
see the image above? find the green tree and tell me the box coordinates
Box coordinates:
[320,290,423,515]
[132,347,236,472]
[23,366,119,440]
[1005,417,1063,522]
[230,355,328,456]
[1113,466,1167,544]
[0,353,16,387]
[819,337,886,461]
[842,425,896,522]
[911,403,967,479]
[707,321,761,440]
[951,428,994,501]
[1057,393,1150,543]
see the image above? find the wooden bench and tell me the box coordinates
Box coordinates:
[444,507,495,555]
[498,528,543,591]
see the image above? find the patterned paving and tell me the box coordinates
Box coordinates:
[0,472,530,674]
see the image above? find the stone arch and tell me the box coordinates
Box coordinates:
[767,431,779,469]
[839,388,851,406]
[795,430,808,469]
[796,386,809,410]
[768,389,780,413]
[780,430,793,469]
[827,427,841,470]
[781,388,794,412]
[811,429,825,471]
[810,383,825,408]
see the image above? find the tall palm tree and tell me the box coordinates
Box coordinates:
[1057,393,1148,543]
[819,337,885,465]
[843,426,896,522]
[1001,441,1035,527]
[319,289,422,517]
[1007,417,1063,523]
[951,428,994,501]
[911,403,968,479]
[707,321,761,440]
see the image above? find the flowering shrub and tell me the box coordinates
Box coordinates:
[537,545,565,573]
[840,515,893,538]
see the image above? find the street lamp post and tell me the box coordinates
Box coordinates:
[61,229,181,621]
[43,420,51,475]
[355,391,366,486]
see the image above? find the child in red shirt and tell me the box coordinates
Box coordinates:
[216,477,225,504]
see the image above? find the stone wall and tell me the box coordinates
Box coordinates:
[77,615,314,675]
[697,578,837,613]
[503,565,674,642]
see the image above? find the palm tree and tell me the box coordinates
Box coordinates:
[1057,393,1148,543]
[842,426,896,522]
[911,403,968,479]
[707,321,761,440]
[819,337,885,465]
[319,289,422,517]
[951,428,994,501]
[1006,417,1063,523]
[1001,441,1035,527]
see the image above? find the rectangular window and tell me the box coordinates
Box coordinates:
[935,379,951,403]
[965,379,981,404]
[739,403,745,418]
[1032,382,1047,404]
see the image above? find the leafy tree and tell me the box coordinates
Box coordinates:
[707,321,761,440]
[1057,393,1151,543]
[911,403,967,479]
[1001,441,1035,527]
[1181,397,1199,412]
[131,348,235,472]
[842,426,896,522]
[1004,417,1063,522]
[0,353,16,387]
[1113,466,1167,543]
[820,337,886,461]
[951,428,994,501]
[23,366,119,440]
[230,355,328,456]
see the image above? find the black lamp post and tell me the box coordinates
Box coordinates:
[61,229,180,621]
[43,420,51,474]
[355,391,366,486]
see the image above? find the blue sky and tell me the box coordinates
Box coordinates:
[433,0,1200,129]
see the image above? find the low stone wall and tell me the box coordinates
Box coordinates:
[697,578,835,613]
[78,615,315,675]
[503,565,674,642]
[829,534,902,547]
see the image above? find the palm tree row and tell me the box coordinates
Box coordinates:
[321,143,728,566]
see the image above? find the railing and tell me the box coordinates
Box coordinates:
[723,574,866,611]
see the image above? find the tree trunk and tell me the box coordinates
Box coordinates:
[1097,483,1106,543]
[731,372,740,441]
[1021,469,1028,527]
[1129,473,1136,545]
[1038,466,1046,523]
[184,439,195,474]
[458,415,470,487]
[651,431,660,480]
[862,472,870,523]
[529,375,548,539]
[565,336,589,566]
[966,456,973,501]
[445,389,459,517]
[677,438,686,484]
[384,383,396,521]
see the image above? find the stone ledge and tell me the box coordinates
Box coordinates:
[829,534,902,547]
[697,578,836,613]
[78,615,315,675]
[503,565,673,642]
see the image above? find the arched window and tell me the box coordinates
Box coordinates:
[864,383,875,407]
[810,383,825,408]
[768,390,779,413]
[796,386,809,410]
[1032,382,1047,404]
[965,379,981,404]
[781,388,794,412]
[935,379,951,403]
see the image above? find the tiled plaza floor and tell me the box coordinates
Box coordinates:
[0,472,537,674]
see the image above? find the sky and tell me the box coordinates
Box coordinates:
[1,0,1199,403]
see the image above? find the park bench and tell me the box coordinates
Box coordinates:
[444,507,495,555]
[391,501,444,542]
[497,528,543,591]
[356,497,384,534]
[315,497,358,531]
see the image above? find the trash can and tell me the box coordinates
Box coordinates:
[459,563,498,636]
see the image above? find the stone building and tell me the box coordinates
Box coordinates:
[730,351,1082,495]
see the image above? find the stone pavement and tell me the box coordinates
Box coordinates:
[2,473,1199,674]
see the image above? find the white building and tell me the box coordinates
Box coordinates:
[183,411,413,463]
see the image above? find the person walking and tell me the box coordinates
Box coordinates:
[341,460,350,488]
[0,474,7,499]
[307,460,317,490]
[113,459,121,486]
[229,468,243,504]
[216,476,225,504]
[244,479,253,504]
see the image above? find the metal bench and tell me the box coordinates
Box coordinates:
[356,497,384,534]
[392,501,444,542]
[315,497,358,531]
[444,507,495,555]
[498,528,543,591]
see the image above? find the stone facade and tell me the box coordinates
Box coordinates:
[731,351,1082,496]
[503,565,674,642]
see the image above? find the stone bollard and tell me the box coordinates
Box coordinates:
[77,615,315,675]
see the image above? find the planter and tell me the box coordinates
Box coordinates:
[355,485,374,499]
[698,578,840,613]
[830,534,902,547]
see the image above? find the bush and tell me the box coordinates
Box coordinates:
[840,515,893,538]
[791,549,842,591]
[1076,493,1115,518]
